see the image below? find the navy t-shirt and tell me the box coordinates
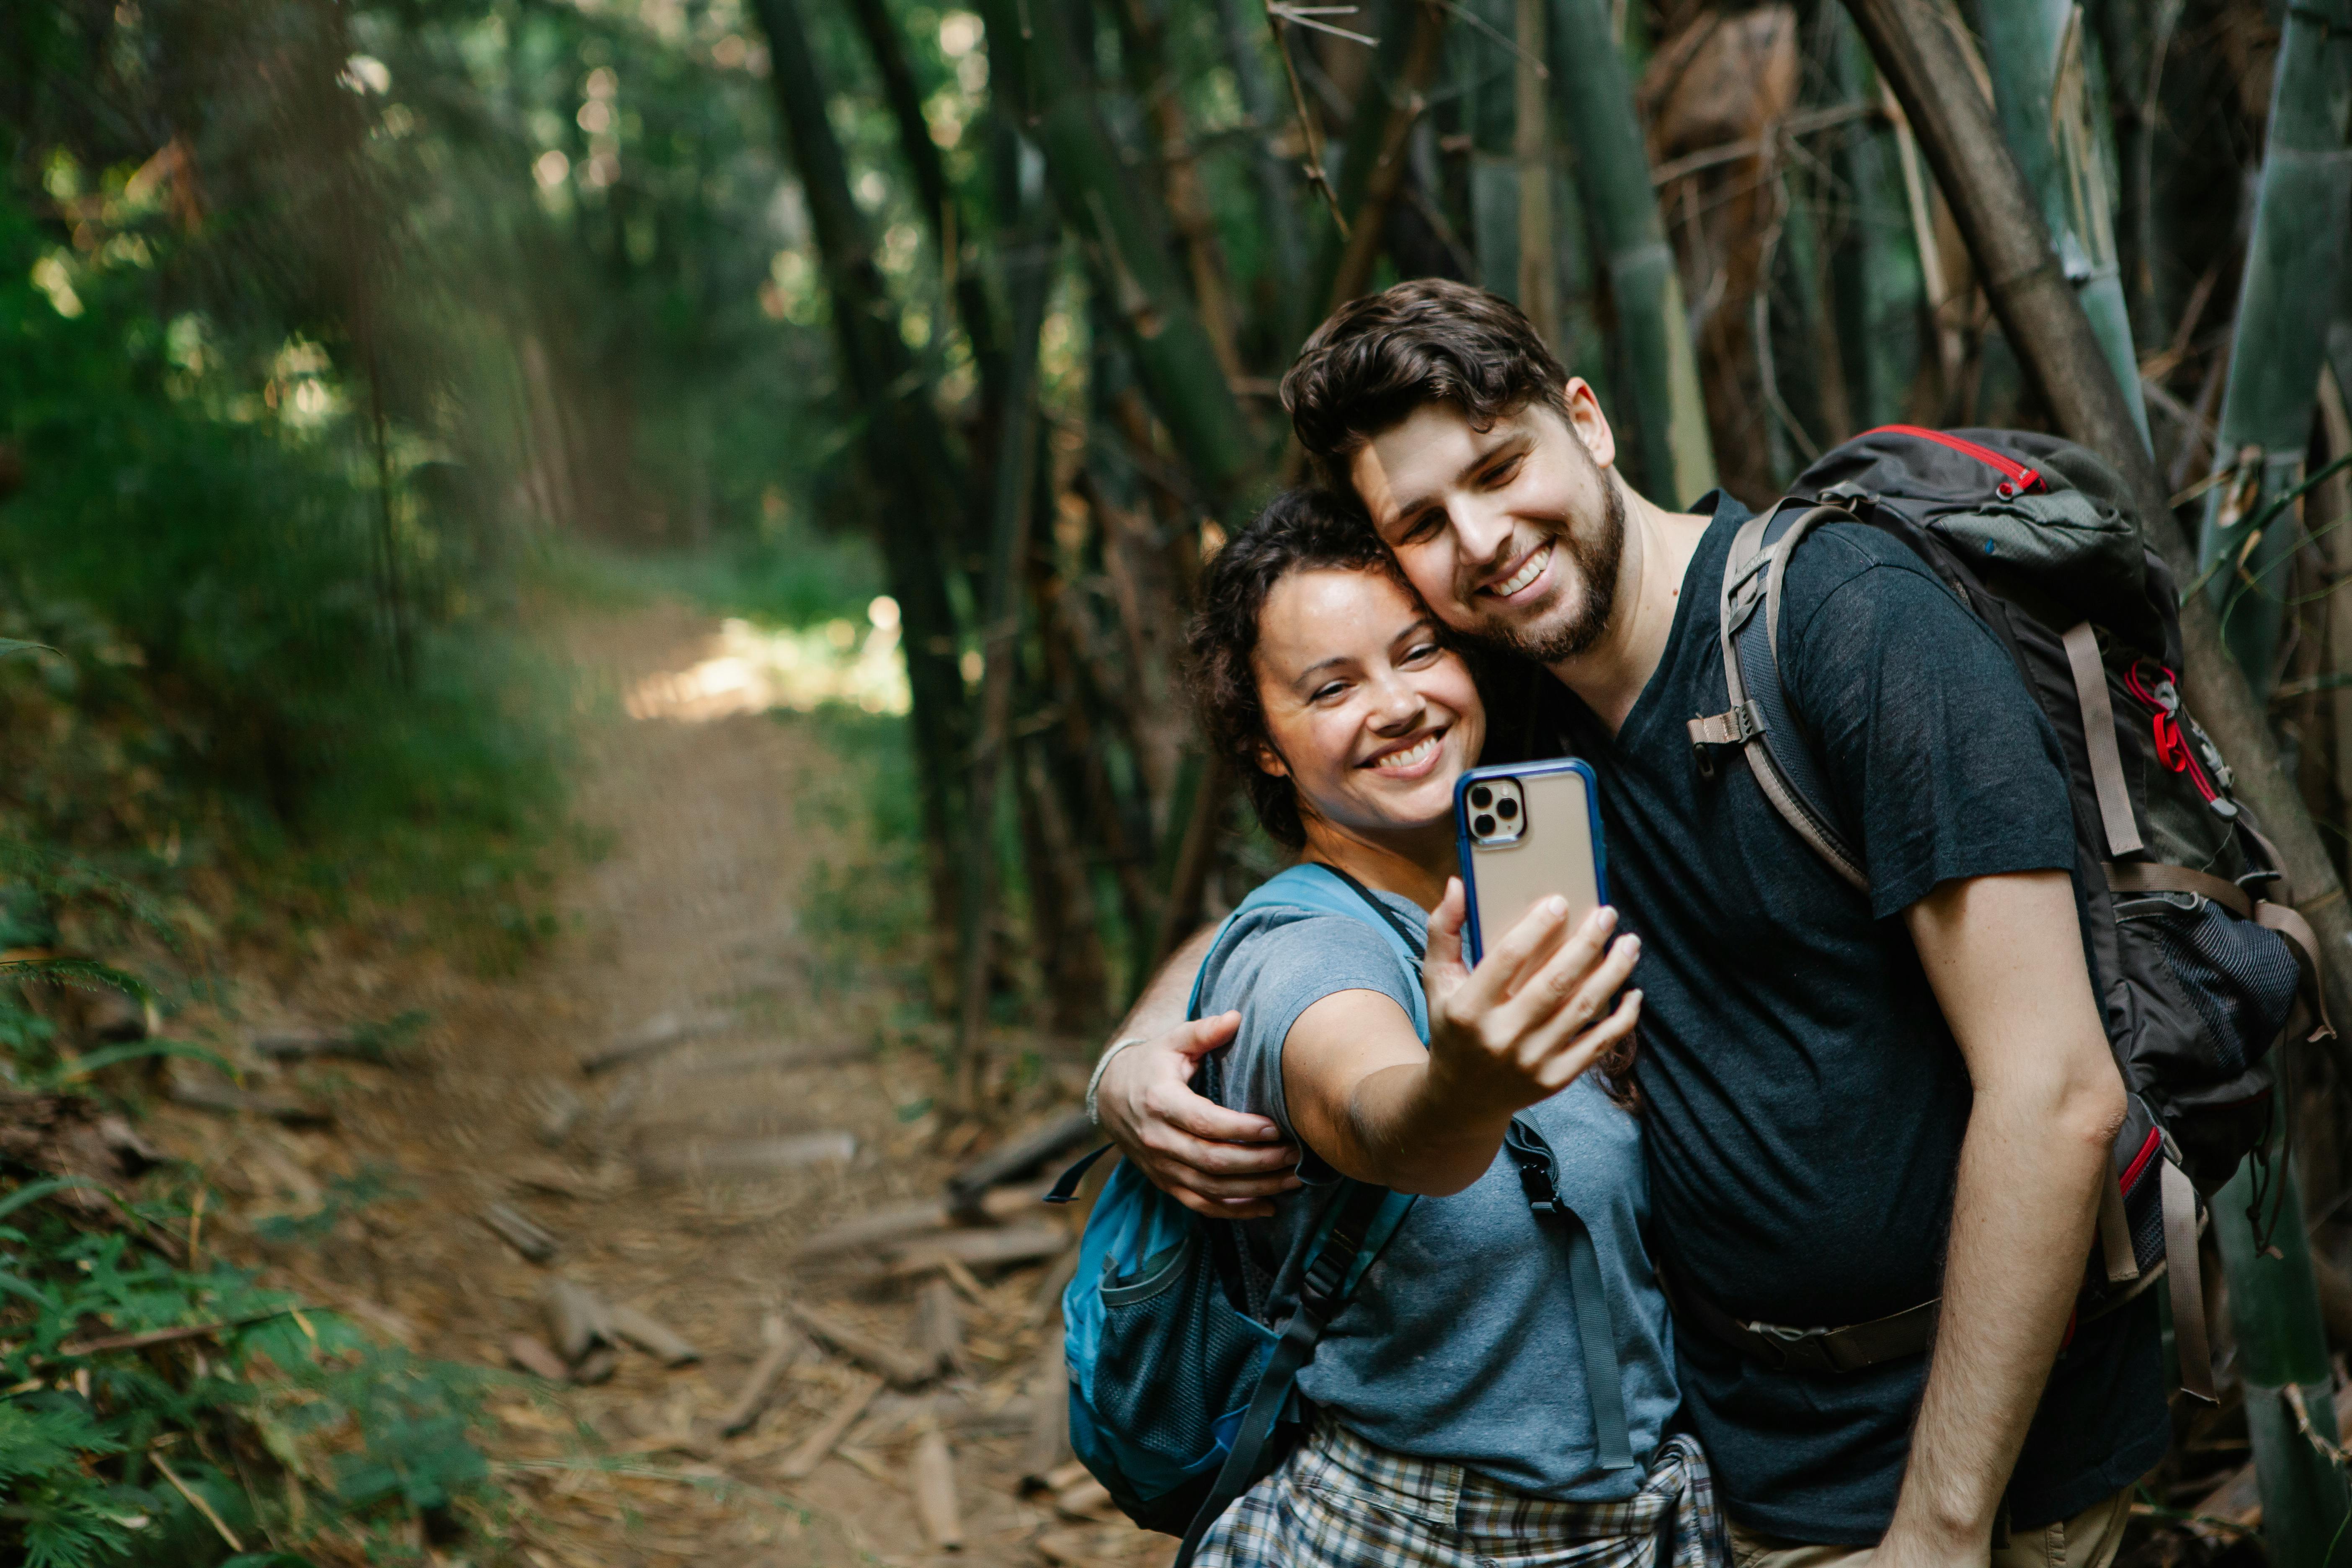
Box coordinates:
[1511,493,2166,1540]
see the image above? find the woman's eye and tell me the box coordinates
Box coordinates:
[1400,642,1441,665]
[1310,681,1348,703]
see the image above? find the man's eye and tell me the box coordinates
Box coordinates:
[1400,511,1440,543]
[1482,455,1524,487]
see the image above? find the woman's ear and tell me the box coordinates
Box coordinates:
[1255,741,1289,779]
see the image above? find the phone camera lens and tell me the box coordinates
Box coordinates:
[1496,798,1519,820]
[1469,786,1492,808]
[1472,813,1496,837]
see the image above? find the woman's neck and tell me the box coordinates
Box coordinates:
[1296,815,1456,912]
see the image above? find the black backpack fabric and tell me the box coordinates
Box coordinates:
[1685,425,2333,1402]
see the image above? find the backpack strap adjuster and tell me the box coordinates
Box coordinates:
[1688,702,1767,752]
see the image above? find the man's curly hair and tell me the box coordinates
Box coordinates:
[1281,279,1571,490]
[1186,488,1407,849]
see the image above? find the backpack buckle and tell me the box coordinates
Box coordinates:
[1688,703,1766,757]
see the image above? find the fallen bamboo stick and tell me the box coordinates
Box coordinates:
[718,1314,806,1437]
[910,1422,965,1549]
[777,1369,884,1480]
[788,1303,938,1386]
[604,1302,699,1366]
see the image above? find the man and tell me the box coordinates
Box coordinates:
[1087,280,2158,1568]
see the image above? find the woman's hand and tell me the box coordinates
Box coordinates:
[1420,879,1642,1122]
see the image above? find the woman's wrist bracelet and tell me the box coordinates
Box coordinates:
[1086,1036,1150,1127]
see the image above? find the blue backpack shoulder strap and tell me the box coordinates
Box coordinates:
[1187,862,1429,1036]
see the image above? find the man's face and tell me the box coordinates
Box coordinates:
[1346,389,1626,665]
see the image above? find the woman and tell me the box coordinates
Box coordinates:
[1183,488,1715,1568]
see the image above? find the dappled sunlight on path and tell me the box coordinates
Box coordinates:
[623,600,911,723]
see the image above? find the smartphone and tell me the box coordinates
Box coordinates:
[1453,758,1608,966]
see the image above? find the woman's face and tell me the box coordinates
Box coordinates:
[1253,566,1486,842]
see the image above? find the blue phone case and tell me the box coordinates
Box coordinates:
[1452,756,1609,966]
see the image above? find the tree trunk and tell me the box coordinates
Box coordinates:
[1547,0,1718,506]
[977,0,1259,508]
[1976,0,2150,446]
[2193,0,2352,691]
[756,0,972,932]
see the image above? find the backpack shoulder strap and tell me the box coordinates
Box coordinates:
[1687,502,1870,893]
[1502,1119,1636,1473]
[1188,863,1429,1033]
[1172,1179,1410,1566]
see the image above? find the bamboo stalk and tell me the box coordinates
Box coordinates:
[2211,1088,2352,1565]
[841,0,1005,405]
[1546,0,1718,505]
[977,0,1259,506]
[2319,369,2352,826]
[954,147,1057,1113]
[1827,14,1918,430]
[1109,0,1246,382]
[756,0,973,925]
[1323,0,1452,315]
[1976,0,2149,446]
[2192,0,2352,691]
[1215,0,1311,340]
[1512,0,1558,347]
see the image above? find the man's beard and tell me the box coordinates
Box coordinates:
[1469,474,1626,665]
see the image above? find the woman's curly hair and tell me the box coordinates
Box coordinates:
[1186,488,1408,849]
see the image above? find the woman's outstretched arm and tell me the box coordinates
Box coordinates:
[1284,883,1641,1195]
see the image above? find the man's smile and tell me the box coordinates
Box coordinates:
[1479,540,1553,601]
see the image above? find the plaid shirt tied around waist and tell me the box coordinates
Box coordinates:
[1193,1412,1725,1568]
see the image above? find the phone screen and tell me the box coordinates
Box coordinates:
[1459,764,1602,965]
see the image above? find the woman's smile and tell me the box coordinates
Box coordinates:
[1362,727,1447,778]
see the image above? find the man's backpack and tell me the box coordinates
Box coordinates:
[1685,425,2333,1403]
[1048,862,1635,1562]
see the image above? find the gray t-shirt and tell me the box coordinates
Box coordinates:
[1199,885,1680,1501]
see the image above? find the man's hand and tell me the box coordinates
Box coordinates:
[1095,1016,1302,1218]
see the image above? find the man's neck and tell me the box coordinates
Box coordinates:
[1547,477,1715,733]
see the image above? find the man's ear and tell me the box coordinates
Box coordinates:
[1560,377,1618,473]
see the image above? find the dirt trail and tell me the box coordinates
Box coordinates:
[156,602,1168,1568]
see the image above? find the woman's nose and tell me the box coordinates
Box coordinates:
[1367,673,1424,729]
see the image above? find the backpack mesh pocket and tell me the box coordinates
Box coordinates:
[1091,1232,1271,1469]
[2140,897,2298,1080]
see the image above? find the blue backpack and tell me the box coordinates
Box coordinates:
[1047,862,1634,1563]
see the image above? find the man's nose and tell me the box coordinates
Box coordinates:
[1450,495,1514,570]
